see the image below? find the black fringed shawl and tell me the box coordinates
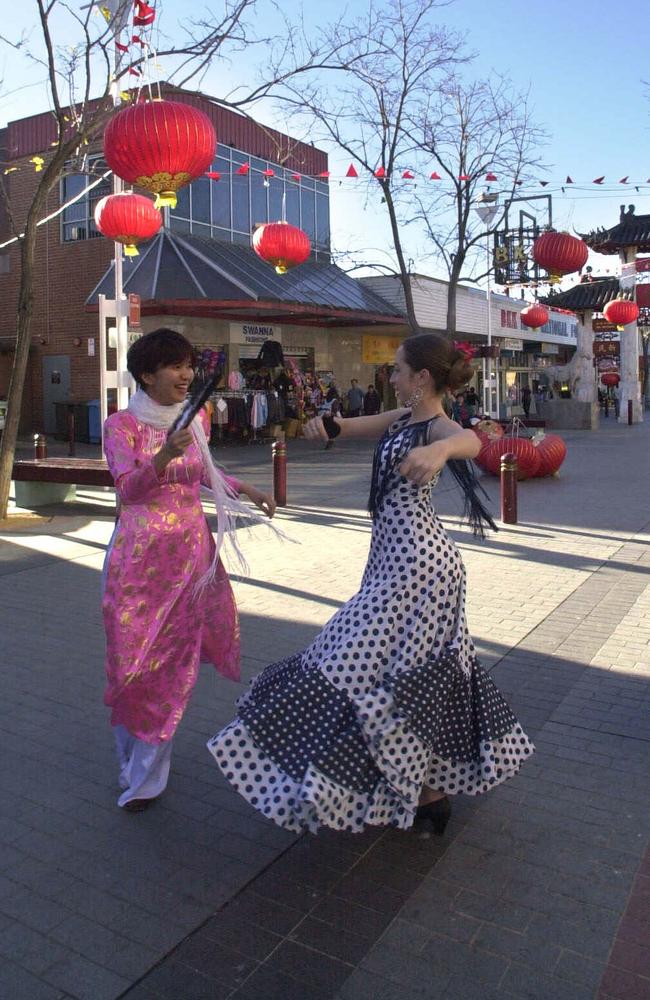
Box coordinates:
[368,415,497,538]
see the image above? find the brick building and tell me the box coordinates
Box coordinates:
[0,87,404,434]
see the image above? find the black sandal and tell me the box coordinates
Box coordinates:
[415,796,451,835]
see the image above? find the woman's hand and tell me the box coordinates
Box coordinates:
[399,441,449,486]
[242,485,277,518]
[154,427,193,475]
[165,427,193,458]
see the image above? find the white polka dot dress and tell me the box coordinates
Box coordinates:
[207,414,535,833]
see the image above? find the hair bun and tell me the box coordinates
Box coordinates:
[448,351,475,392]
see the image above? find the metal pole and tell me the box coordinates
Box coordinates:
[272,439,287,507]
[485,238,492,416]
[500,452,518,524]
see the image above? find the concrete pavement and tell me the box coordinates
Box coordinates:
[0,415,649,999]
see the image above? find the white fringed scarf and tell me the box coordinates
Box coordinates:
[128,389,267,587]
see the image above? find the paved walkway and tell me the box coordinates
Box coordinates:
[0,415,649,999]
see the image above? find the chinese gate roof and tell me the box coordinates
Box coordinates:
[578,206,650,254]
[541,276,620,312]
[86,230,405,328]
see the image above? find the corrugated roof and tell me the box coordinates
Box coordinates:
[541,277,620,311]
[87,231,404,321]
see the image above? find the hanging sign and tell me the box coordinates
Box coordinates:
[229,323,282,347]
[128,293,141,328]
[362,335,403,364]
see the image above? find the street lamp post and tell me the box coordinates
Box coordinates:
[475,192,500,418]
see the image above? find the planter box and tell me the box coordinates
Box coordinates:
[536,399,600,430]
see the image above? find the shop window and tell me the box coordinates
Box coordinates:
[301,187,316,240]
[61,158,111,243]
[211,157,231,229]
[192,176,211,226]
[232,173,250,234]
[251,172,268,228]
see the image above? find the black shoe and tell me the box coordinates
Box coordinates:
[415,796,451,836]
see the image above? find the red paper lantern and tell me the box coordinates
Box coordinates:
[603,298,639,328]
[94,192,161,256]
[534,434,567,477]
[532,231,588,283]
[483,437,541,480]
[104,100,216,208]
[601,372,620,387]
[520,304,550,330]
[252,221,311,274]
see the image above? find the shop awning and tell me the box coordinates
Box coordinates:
[86,230,406,329]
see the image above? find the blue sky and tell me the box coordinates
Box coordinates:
[1,0,648,283]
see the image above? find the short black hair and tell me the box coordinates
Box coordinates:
[127,328,194,389]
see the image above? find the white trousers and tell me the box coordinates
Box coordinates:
[113,725,173,808]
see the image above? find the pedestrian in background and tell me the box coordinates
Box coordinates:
[363,384,381,415]
[347,378,364,417]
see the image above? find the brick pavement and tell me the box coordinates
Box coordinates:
[1,415,649,999]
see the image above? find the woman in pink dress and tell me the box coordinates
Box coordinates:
[103,329,276,812]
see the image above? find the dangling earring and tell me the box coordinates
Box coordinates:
[406,386,423,408]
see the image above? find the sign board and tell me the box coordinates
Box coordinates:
[230,323,282,347]
[593,341,620,360]
[636,258,650,273]
[593,318,617,333]
[501,337,523,351]
[128,293,141,329]
[362,335,403,365]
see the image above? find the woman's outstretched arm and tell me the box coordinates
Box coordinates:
[304,408,409,443]
[399,418,481,485]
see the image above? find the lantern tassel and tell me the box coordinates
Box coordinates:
[155,191,177,209]
[124,244,140,256]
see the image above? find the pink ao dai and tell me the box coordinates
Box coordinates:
[102,409,241,744]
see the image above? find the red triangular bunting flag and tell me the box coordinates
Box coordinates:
[236,163,250,175]
[206,172,221,180]
[566,176,573,183]
[116,41,129,52]
[133,1,155,26]
[485,172,498,181]
[458,174,470,181]
[619,176,629,184]
[430,172,441,180]
[346,164,359,178]
[317,171,330,178]
[402,170,415,179]
[593,176,605,184]
[262,168,274,177]
[374,166,386,178]
[128,67,141,75]
[291,173,301,181]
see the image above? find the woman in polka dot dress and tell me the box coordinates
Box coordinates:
[207,334,534,835]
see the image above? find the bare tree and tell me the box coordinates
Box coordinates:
[270,0,468,333]
[273,2,546,338]
[409,74,547,334]
[0,0,362,519]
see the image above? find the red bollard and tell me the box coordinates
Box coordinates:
[500,452,518,525]
[272,439,287,507]
[628,399,633,426]
[34,433,47,460]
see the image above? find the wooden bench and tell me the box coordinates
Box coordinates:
[12,458,114,508]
